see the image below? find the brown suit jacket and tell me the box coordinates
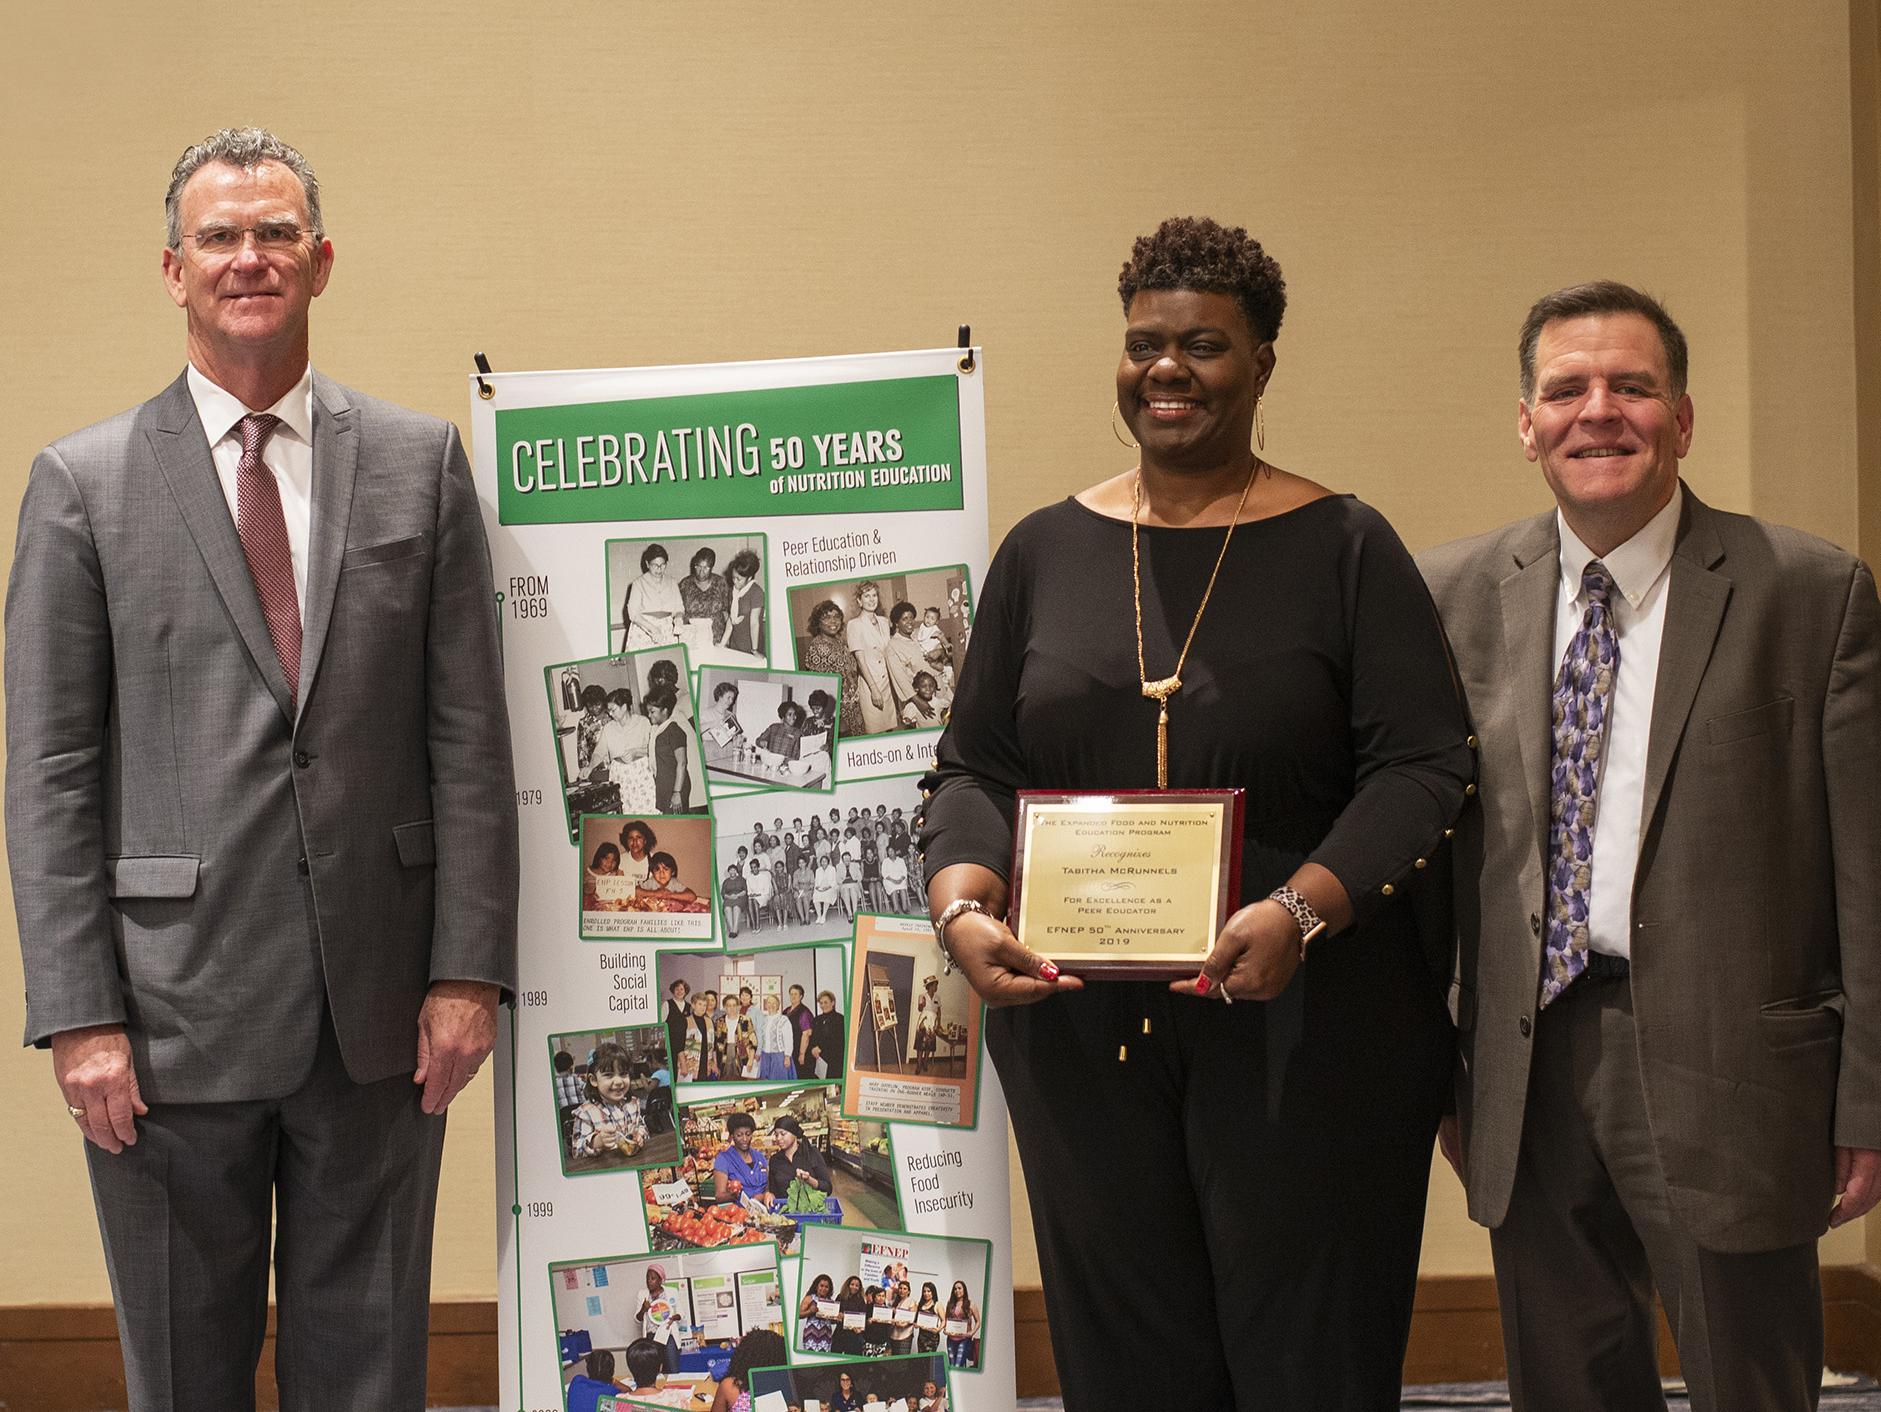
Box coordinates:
[1418,486,1881,1252]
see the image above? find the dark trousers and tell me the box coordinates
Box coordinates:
[991,923,1451,1412]
[84,1011,447,1411]
[1491,978,1822,1412]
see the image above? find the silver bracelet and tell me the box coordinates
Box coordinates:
[1268,886,1327,958]
[932,898,989,974]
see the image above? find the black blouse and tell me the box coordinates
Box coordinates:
[920,495,1472,926]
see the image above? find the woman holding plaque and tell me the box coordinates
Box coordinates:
[833,1275,869,1357]
[919,217,1472,1411]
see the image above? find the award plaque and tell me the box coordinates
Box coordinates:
[1008,789,1244,980]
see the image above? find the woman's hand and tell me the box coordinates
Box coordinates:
[944,910,1083,1007]
[1170,899,1302,1002]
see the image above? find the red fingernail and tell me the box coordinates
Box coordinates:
[1039,961,1060,982]
[1194,974,1212,995]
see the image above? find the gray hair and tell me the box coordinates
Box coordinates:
[165,127,324,251]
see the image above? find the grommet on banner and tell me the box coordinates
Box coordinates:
[957,325,976,374]
[474,351,495,400]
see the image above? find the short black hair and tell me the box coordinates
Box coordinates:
[726,1111,756,1135]
[624,1337,665,1388]
[1518,280,1689,400]
[728,549,761,581]
[585,1348,616,1382]
[640,543,669,572]
[1118,216,1287,343]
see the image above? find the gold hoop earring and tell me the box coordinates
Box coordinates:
[1111,400,1137,450]
[1254,396,1266,453]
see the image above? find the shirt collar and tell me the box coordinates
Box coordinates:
[185,363,315,450]
[1556,485,1682,610]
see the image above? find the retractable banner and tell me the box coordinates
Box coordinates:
[469,347,1014,1412]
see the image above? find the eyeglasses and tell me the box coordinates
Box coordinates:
[182,221,310,257]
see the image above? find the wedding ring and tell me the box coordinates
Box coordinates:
[67,1105,86,1118]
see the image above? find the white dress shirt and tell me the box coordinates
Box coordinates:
[1551,486,1682,958]
[185,363,315,623]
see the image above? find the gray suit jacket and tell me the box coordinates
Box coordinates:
[6,371,520,1103]
[1418,487,1881,1252]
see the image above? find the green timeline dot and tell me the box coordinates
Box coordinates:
[512,1203,522,1215]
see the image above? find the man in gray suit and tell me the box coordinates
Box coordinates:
[5,128,519,1409]
[1419,281,1881,1411]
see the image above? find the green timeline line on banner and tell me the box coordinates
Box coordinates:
[496,374,964,525]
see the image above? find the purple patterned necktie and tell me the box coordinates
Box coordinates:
[1540,560,1618,1006]
[234,413,302,708]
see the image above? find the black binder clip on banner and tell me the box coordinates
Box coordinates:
[957,325,976,375]
[474,351,495,400]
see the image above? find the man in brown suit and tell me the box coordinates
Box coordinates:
[1419,282,1881,1411]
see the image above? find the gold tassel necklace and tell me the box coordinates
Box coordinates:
[1131,457,1263,787]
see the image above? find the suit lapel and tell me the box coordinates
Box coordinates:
[1640,492,1730,835]
[1497,515,1562,865]
[296,374,360,719]
[145,372,297,722]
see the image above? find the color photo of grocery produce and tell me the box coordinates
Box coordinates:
[641,1083,900,1256]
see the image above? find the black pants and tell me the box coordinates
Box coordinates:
[990,920,1451,1412]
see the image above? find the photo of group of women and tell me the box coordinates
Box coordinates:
[746,1352,951,1411]
[548,648,710,838]
[698,666,840,795]
[793,1228,989,1372]
[549,1026,679,1176]
[709,775,927,951]
[659,946,848,1089]
[551,1245,783,1411]
[785,568,970,738]
[609,534,769,665]
[843,916,981,1131]
[580,814,715,941]
[643,1084,902,1257]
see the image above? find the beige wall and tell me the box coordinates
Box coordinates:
[0,0,1871,1304]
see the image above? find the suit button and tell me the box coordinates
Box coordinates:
[296,855,310,875]
[1519,1015,1531,1038]
[1530,913,1541,936]
[294,751,311,769]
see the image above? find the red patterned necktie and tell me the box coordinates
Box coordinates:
[235,413,301,708]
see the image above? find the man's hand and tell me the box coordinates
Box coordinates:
[1830,1145,1881,1227]
[52,1024,148,1154]
[414,979,500,1115]
[1437,1113,1465,1185]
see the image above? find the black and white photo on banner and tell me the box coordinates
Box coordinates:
[608,533,769,664]
[709,773,925,952]
[546,646,708,838]
[697,664,842,796]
